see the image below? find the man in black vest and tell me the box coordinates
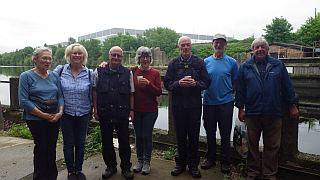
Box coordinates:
[164,36,211,178]
[93,46,135,180]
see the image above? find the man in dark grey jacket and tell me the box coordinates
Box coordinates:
[164,36,211,178]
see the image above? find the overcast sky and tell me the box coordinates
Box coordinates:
[0,0,319,53]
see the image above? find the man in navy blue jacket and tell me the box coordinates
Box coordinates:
[164,36,211,178]
[235,38,299,180]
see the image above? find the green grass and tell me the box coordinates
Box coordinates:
[7,123,33,139]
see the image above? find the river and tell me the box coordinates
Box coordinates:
[0,66,319,155]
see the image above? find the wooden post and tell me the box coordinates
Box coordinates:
[279,98,299,163]
[167,92,176,142]
[0,100,3,130]
[10,77,20,110]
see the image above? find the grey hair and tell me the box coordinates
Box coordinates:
[32,47,52,60]
[251,37,269,50]
[135,46,153,64]
[178,36,191,45]
[64,43,88,64]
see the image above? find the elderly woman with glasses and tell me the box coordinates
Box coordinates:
[130,46,162,175]
[19,47,64,180]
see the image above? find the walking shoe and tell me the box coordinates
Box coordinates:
[141,161,150,175]
[102,167,117,179]
[122,169,134,180]
[133,160,143,173]
[76,171,86,180]
[200,158,216,170]
[171,165,186,176]
[221,163,231,174]
[189,166,201,178]
[67,172,77,180]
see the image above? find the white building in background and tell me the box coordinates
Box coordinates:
[77,28,233,44]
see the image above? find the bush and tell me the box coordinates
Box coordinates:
[7,123,32,139]
[163,146,177,160]
[85,126,102,154]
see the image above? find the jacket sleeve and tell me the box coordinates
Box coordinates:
[18,72,36,113]
[195,59,211,90]
[280,62,296,105]
[235,64,246,109]
[164,60,180,91]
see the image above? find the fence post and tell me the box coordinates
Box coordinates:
[10,77,20,110]
[167,92,176,143]
[279,99,299,163]
[0,101,3,130]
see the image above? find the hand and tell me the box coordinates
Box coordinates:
[238,109,245,122]
[289,105,299,119]
[43,113,54,121]
[94,111,99,120]
[178,77,196,87]
[99,61,108,68]
[129,111,134,122]
[138,77,149,85]
[48,112,62,123]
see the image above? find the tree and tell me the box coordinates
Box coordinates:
[296,13,320,46]
[79,39,102,66]
[263,17,293,43]
[143,27,180,54]
[68,37,77,45]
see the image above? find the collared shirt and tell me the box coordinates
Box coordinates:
[54,64,93,117]
[254,58,267,80]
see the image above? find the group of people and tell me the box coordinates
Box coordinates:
[18,33,298,180]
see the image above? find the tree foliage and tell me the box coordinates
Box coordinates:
[296,13,320,46]
[263,17,293,43]
[143,27,180,55]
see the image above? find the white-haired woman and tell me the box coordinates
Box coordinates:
[54,44,94,180]
[130,46,162,175]
[19,47,64,180]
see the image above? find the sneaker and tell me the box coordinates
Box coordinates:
[67,172,77,180]
[171,165,186,176]
[133,160,143,173]
[200,158,216,170]
[221,163,231,174]
[102,167,117,179]
[141,161,150,175]
[122,169,134,180]
[189,166,201,178]
[76,171,86,180]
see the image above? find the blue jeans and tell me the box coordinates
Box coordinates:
[203,101,234,165]
[133,112,158,162]
[61,113,89,173]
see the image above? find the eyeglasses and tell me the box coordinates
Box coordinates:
[110,53,123,58]
[40,56,52,61]
[140,55,151,60]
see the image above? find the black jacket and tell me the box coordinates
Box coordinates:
[96,65,131,122]
[164,54,211,108]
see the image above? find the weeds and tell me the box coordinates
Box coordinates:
[163,146,177,160]
[85,126,102,154]
[7,123,32,139]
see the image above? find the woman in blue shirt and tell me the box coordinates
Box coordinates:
[54,44,93,180]
[19,47,64,180]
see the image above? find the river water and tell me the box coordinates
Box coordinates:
[0,66,319,155]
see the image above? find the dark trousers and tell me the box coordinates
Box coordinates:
[133,112,158,162]
[26,120,60,180]
[99,119,132,170]
[245,115,282,179]
[172,106,201,168]
[61,113,89,173]
[203,101,234,165]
